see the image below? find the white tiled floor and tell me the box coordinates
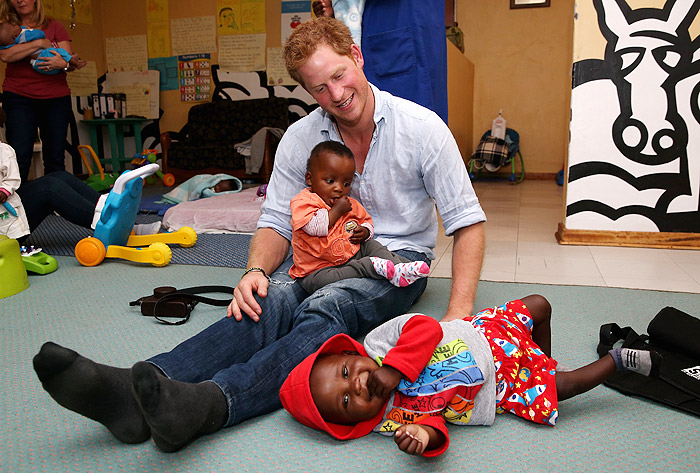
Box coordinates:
[429,180,700,293]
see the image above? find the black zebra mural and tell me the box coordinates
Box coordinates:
[566,0,700,233]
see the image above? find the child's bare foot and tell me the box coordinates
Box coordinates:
[33,342,150,444]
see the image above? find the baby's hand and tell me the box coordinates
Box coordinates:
[367,365,402,400]
[0,192,7,204]
[349,225,369,243]
[312,0,334,17]
[394,424,430,456]
[332,195,352,214]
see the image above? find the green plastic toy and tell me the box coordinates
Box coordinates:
[78,144,119,192]
[0,235,29,298]
[22,251,58,274]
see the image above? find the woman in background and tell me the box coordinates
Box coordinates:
[0,0,85,182]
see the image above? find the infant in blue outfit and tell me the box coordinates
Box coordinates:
[0,21,85,74]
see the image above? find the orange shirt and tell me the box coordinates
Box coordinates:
[289,188,373,279]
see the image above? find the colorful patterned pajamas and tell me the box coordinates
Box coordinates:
[465,299,559,426]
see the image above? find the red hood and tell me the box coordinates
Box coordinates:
[279,333,388,440]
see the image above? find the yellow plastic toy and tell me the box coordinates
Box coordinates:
[74,164,197,267]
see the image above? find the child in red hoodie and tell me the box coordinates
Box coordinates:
[280,295,661,456]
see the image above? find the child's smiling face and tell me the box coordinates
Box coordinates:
[309,351,388,425]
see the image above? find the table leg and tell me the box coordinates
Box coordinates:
[133,124,143,154]
[107,123,120,173]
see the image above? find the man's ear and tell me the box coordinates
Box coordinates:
[350,43,364,69]
[341,350,361,356]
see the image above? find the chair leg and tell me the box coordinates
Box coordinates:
[517,151,525,183]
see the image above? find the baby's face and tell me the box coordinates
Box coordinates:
[0,23,21,46]
[310,352,387,425]
[214,180,233,193]
[305,152,355,207]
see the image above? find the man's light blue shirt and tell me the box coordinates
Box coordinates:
[258,84,486,260]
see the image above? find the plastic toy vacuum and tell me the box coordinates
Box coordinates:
[74,163,196,267]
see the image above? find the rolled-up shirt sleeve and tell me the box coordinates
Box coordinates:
[419,113,486,236]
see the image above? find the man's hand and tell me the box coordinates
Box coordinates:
[227,271,269,322]
[312,0,334,17]
[228,227,290,322]
[394,424,431,455]
[367,365,402,400]
[349,225,369,244]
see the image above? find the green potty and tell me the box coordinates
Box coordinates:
[0,235,29,298]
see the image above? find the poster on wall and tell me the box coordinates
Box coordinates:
[266,47,295,86]
[147,0,171,58]
[171,16,217,56]
[217,0,266,35]
[281,0,310,44]
[565,0,700,234]
[178,53,212,103]
[218,34,266,72]
[105,35,149,72]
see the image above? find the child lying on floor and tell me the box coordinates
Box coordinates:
[160,174,243,204]
[280,295,662,457]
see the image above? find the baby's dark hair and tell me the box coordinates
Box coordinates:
[307,141,354,173]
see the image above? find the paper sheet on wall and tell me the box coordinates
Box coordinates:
[171,16,217,56]
[148,21,171,58]
[103,70,160,119]
[281,0,311,44]
[147,0,171,58]
[105,84,152,119]
[147,0,169,21]
[106,35,148,72]
[217,0,266,35]
[218,34,266,72]
[148,56,179,91]
[67,60,98,96]
[266,47,295,86]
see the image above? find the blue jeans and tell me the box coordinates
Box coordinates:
[3,91,72,182]
[148,249,429,427]
[17,171,99,234]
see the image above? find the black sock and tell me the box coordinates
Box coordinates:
[130,361,227,453]
[32,342,150,444]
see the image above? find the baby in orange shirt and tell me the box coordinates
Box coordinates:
[289,141,429,294]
